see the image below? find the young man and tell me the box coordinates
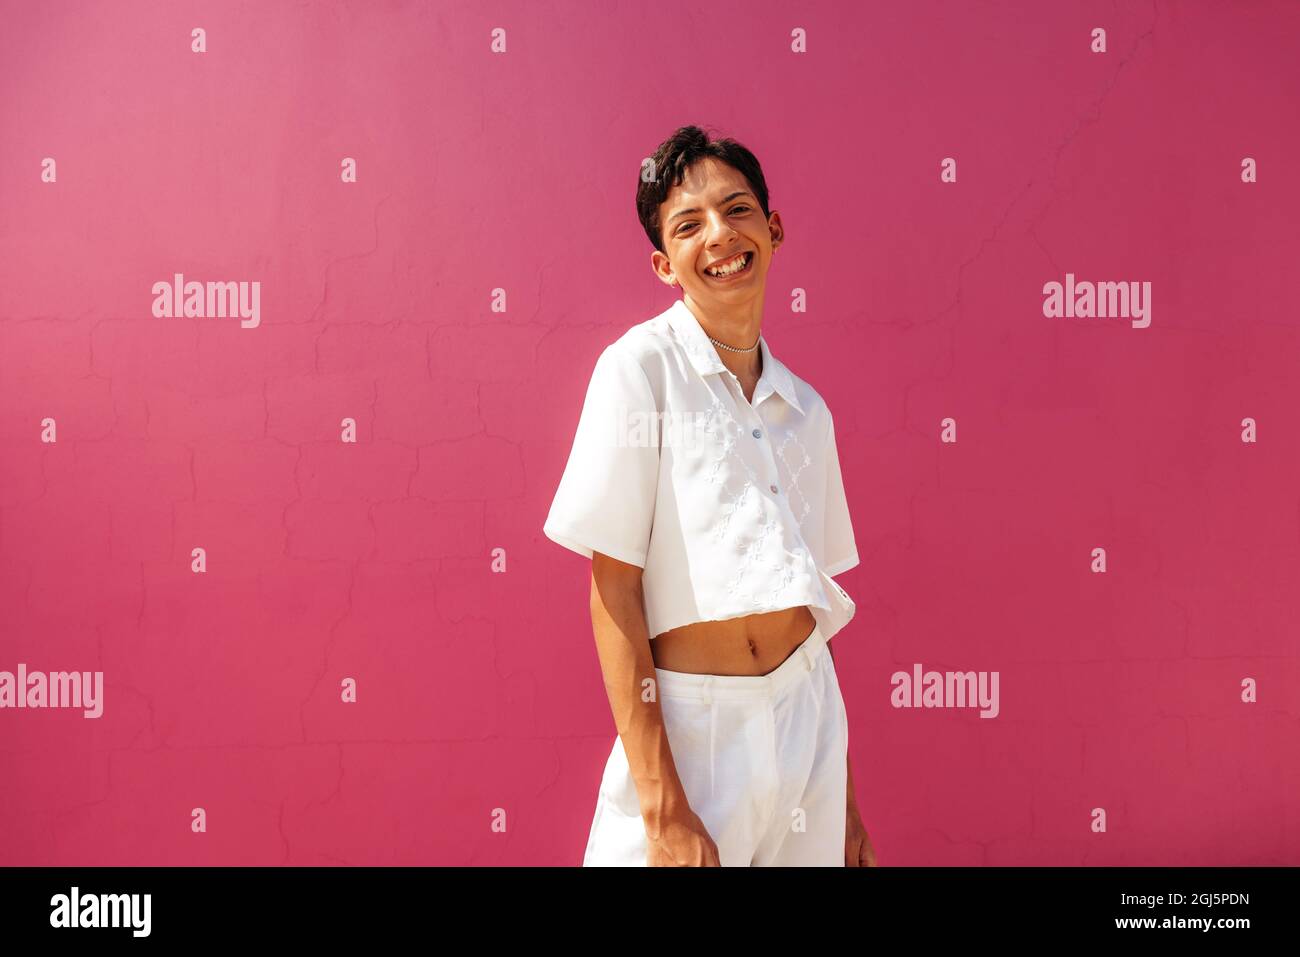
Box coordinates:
[544,125,876,867]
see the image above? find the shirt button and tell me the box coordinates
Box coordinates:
[769,484,779,494]
[752,428,762,439]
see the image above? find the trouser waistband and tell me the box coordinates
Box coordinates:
[653,623,828,702]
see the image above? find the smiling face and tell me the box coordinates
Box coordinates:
[651,156,784,308]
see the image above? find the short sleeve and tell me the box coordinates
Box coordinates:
[821,409,860,577]
[543,343,659,567]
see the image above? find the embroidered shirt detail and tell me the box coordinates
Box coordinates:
[774,427,815,530]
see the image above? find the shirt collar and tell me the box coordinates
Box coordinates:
[666,298,804,415]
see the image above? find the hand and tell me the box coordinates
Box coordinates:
[644,805,721,866]
[845,800,877,867]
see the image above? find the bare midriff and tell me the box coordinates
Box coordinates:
[650,605,818,677]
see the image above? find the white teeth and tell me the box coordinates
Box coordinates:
[707,252,749,277]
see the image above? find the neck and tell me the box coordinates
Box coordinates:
[682,294,764,380]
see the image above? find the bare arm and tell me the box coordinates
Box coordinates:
[588,551,691,829]
[829,638,877,865]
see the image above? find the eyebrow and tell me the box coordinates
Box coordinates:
[666,190,754,225]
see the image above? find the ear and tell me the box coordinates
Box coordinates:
[651,249,677,287]
[767,210,785,251]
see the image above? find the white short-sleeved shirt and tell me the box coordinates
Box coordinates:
[544,297,859,642]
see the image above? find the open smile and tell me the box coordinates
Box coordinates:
[703,250,754,281]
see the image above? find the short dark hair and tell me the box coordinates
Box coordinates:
[635,125,772,253]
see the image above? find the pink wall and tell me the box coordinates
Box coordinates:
[1,0,1296,865]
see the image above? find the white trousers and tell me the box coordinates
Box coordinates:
[583,623,849,866]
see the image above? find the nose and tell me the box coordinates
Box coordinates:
[703,208,740,247]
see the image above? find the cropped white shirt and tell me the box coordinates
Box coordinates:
[544,297,859,642]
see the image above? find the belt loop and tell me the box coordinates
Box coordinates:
[801,644,816,672]
[701,675,713,706]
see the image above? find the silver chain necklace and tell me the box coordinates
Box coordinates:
[707,332,761,353]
